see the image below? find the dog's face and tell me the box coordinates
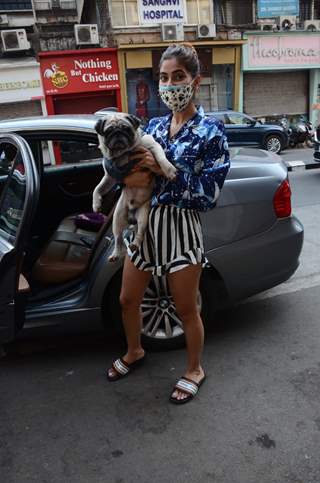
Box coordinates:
[95,113,140,156]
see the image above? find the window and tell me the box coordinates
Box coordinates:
[110,0,212,26]
[0,0,32,10]
[186,0,212,24]
[300,0,320,21]
[226,113,253,125]
[41,138,101,166]
[0,144,26,244]
[215,0,253,25]
[111,0,139,26]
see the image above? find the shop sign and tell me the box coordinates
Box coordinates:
[138,0,185,24]
[257,0,299,18]
[39,50,120,95]
[245,34,320,69]
[0,62,43,103]
[0,80,40,91]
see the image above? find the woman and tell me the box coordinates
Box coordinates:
[107,43,230,404]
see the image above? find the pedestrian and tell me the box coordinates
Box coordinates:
[107,42,230,404]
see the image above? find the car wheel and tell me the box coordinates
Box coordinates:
[264,135,282,154]
[103,269,221,351]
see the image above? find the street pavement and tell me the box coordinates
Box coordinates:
[1,148,320,483]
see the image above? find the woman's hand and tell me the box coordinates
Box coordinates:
[124,170,153,188]
[129,146,164,176]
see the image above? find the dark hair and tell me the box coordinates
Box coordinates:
[159,42,200,79]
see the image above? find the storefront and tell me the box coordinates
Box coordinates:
[117,41,244,123]
[0,58,45,121]
[39,48,121,115]
[242,32,320,125]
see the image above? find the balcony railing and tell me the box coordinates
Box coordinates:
[34,0,77,11]
[34,0,51,10]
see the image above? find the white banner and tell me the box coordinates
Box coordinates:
[138,0,185,24]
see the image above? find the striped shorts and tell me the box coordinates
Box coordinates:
[127,204,207,276]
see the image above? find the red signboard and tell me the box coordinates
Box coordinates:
[39,48,120,96]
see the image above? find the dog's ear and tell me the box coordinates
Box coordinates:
[95,118,106,135]
[126,114,141,130]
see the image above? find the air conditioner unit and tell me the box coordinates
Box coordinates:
[1,29,31,52]
[278,16,297,31]
[161,23,184,42]
[197,23,216,39]
[0,14,9,25]
[74,24,99,45]
[257,19,277,31]
[304,20,320,31]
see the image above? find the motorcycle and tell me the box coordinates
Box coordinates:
[289,116,314,148]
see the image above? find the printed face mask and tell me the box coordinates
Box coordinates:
[159,82,195,112]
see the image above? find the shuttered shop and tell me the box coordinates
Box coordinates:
[243,71,309,117]
[0,100,42,121]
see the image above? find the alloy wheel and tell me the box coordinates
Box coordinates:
[141,276,202,342]
[266,136,281,153]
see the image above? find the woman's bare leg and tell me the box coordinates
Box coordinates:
[167,264,205,401]
[107,255,152,378]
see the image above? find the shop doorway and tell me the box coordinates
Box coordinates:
[53,91,118,115]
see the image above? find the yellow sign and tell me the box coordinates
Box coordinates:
[51,70,69,89]
[0,80,40,91]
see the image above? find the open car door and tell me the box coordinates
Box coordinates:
[0,134,39,344]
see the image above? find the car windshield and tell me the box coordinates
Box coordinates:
[0,144,26,245]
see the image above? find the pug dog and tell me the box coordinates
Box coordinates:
[93,113,177,262]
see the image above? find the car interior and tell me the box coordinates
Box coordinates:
[0,132,119,302]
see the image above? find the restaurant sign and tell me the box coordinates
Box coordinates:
[138,0,185,24]
[244,34,320,70]
[39,49,120,95]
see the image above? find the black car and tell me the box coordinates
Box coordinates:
[208,111,289,155]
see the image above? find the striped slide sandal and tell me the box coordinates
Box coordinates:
[170,375,206,405]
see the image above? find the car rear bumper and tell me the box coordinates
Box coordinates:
[205,215,304,304]
[313,142,320,162]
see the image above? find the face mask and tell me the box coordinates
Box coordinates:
[159,82,195,112]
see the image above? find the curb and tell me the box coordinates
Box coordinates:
[286,160,320,172]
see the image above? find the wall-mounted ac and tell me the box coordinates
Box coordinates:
[304,20,320,31]
[257,19,277,31]
[0,14,9,26]
[1,29,31,52]
[197,24,216,39]
[161,23,184,42]
[277,16,297,30]
[74,24,99,45]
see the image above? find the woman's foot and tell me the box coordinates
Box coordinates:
[170,367,206,403]
[107,348,145,380]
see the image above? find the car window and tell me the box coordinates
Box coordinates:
[0,143,27,244]
[212,113,227,124]
[0,143,16,176]
[226,113,253,126]
[41,138,102,166]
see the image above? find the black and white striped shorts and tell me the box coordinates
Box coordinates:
[126,204,207,276]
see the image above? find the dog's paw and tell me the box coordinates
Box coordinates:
[163,165,177,181]
[128,243,139,253]
[108,254,119,263]
[92,195,102,213]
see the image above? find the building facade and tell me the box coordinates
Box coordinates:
[1,0,320,124]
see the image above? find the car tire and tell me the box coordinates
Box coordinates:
[103,269,223,351]
[264,134,283,154]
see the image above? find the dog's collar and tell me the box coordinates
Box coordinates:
[103,156,141,182]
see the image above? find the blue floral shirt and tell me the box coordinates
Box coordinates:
[145,106,230,212]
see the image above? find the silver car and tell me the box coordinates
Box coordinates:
[0,116,304,350]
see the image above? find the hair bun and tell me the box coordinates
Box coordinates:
[180,42,197,55]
